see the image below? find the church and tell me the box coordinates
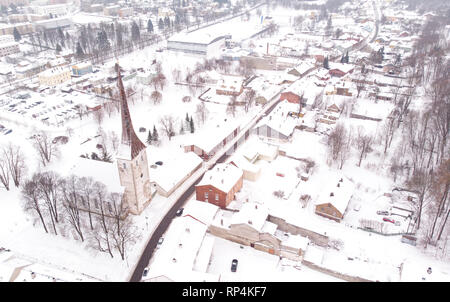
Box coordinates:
[114,63,153,215]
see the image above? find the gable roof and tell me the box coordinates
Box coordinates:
[197,163,243,193]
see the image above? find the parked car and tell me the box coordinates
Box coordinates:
[377,210,390,215]
[4,129,12,135]
[176,208,184,217]
[155,161,163,166]
[383,217,395,224]
[231,259,238,272]
[383,217,400,225]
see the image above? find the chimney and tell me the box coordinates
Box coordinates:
[340,178,343,182]
[221,179,224,184]
[330,192,334,197]
[337,183,340,187]
[221,219,223,226]
[255,204,258,209]
[248,220,253,225]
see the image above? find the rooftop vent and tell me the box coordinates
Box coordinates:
[172,258,177,263]
[248,220,253,225]
[178,243,183,248]
[185,228,190,233]
[340,178,343,182]
[330,192,334,197]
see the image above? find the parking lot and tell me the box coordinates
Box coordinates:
[0,89,82,128]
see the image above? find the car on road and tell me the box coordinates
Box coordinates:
[142,267,149,277]
[377,210,390,215]
[176,208,184,217]
[4,129,12,135]
[157,237,164,246]
[231,259,238,272]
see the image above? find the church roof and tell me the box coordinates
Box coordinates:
[116,63,146,160]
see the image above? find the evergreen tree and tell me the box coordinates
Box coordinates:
[131,21,140,42]
[152,125,159,142]
[189,116,194,133]
[76,42,84,58]
[323,56,329,69]
[345,51,349,63]
[146,129,152,145]
[158,18,164,30]
[147,19,154,33]
[55,43,62,53]
[180,122,185,135]
[101,149,112,162]
[185,112,190,129]
[13,27,21,41]
[164,16,170,29]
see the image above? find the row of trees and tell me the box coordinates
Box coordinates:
[22,172,139,260]
[0,144,26,191]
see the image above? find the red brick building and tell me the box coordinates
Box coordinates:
[279,91,301,104]
[195,163,243,208]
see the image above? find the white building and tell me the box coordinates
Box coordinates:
[167,32,227,57]
[38,67,71,86]
[0,35,14,44]
[30,4,68,16]
[0,42,20,57]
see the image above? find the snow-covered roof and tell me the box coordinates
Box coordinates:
[187,118,240,154]
[67,157,124,194]
[329,62,354,74]
[183,199,220,225]
[197,163,243,193]
[145,216,218,281]
[303,245,324,265]
[150,150,202,194]
[351,98,394,120]
[255,100,298,137]
[315,174,355,215]
[282,234,309,250]
[230,202,269,233]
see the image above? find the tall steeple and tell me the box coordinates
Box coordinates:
[115,63,152,215]
[116,63,146,159]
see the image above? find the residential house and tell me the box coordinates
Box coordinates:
[195,163,244,209]
[314,175,355,222]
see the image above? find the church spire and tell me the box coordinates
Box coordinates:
[116,63,146,159]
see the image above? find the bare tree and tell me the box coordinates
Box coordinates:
[151,90,162,105]
[37,171,62,235]
[22,175,48,233]
[355,127,374,167]
[61,175,85,242]
[90,182,114,258]
[108,193,139,260]
[406,169,434,230]
[93,108,105,126]
[33,132,57,166]
[0,152,10,191]
[380,116,397,154]
[326,123,351,169]
[243,89,256,113]
[78,177,96,230]
[195,102,209,124]
[3,143,26,187]
[227,97,238,117]
[159,115,176,141]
